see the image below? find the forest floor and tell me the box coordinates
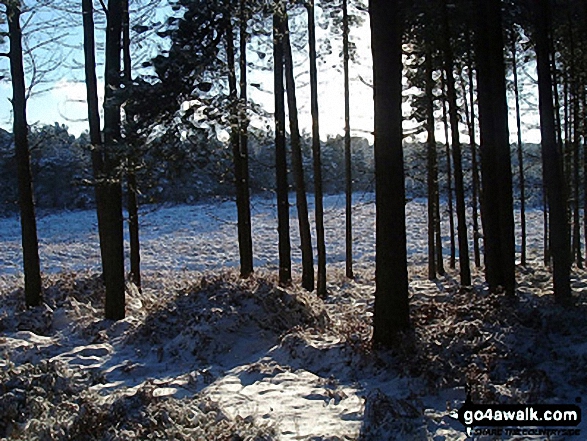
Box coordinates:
[1,195,586,440]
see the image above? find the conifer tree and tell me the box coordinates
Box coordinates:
[371,0,409,346]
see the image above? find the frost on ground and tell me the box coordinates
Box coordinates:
[1,197,586,440]
[0,359,276,440]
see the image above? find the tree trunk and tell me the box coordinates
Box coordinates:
[433,60,445,276]
[572,94,582,268]
[273,2,292,286]
[102,0,126,320]
[370,0,409,346]
[475,0,516,296]
[225,2,254,278]
[441,2,471,286]
[343,0,353,280]
[460,48,481,268]
[563,77,571,183]
[307,1,326,296]
[82,0,107,274]
[283,14,314,291]
[236,0,254,277]
[534,0,571,303]
[7,1,42,307]
[543,185,550,266]
[512,37,527,267]
[583,90,587,265]
[470,86,482,268]
[567,20,582,269]
[122,0,141,291]
[425,47,438,280]
[434,161,445,275]
[127,171,141,289]
[550,43,564,158]
[440,76,456,269]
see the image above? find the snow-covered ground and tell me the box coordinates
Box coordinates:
[1,195,586,440]
[0,194,547,274]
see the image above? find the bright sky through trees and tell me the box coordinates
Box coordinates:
[0,0,541,144]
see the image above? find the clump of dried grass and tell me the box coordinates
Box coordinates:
[320,265,587,405]
[0,360,276,441]
[358,389,425,440]
[128,269,329,345]
[388,267,587,403]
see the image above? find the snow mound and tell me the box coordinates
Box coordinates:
[126,270,330,366]
[399,268,587,406]
[0,360,276,440]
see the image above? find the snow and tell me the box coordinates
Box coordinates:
[1,195,586,440]
[0,194,548,274]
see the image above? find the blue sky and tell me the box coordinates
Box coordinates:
[0,0,541,145]
[0,1,378,142]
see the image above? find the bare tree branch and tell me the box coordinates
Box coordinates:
[357,74,373,88]
[98,0,108,15]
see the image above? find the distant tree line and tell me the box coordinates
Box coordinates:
[0,125,381,216]
[0,124,548,218]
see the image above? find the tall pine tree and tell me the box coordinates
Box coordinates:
[6,0,42,307]
[475,0,515,296]
[371,0,409,346]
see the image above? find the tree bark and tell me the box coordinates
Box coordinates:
[343,0,353,280]
[512,36,527,267]
[441,2,471,286]
[122,0,141,291]
[425,47,439,280]
[543,182,550,266]
[7,1,42,307]
[225,1,254,278]
[370,0,409,346]
[283,13,314,291]
[534,0,571,304]
[102,0,126,320]
[572,94,582,268]
[236,0,254,277]
[567,19,582,269]
[82,0,105,245]
[127,171,141,290]
[273,2,291,286]
[550,42,564,159]
[307,1,326,296]
[583,89,587,265]
[82,0,111,296]
[440,75,456,269]
[461,48,481,268]
[475,0,516,296]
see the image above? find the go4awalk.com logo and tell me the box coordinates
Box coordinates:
[456,401,582,438]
